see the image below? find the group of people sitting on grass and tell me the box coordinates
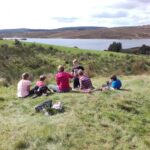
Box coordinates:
[17,59,122,98]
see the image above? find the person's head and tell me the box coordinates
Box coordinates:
[78,69,84,76]
[73,59,78,65]
[22,72,30,80]
[39,75,46,81]
[57,65,64,72]
[110,75,117,81]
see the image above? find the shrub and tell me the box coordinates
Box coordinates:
[0,78,9,87]
[108,42,122,52]
[14,39,22,47]
[139,44,150,54]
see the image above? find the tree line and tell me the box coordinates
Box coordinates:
[108,42,150,55]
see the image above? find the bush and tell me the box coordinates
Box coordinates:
[139,44,150,54]
[108,42,122,52]
[14,39,22,47]
[0,78,9,87]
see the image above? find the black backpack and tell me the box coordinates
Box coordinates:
[35,100,52,112]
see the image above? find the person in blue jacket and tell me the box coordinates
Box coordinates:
[110,75,122,90]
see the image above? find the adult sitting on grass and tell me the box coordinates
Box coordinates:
[78,69,94,93]
[49,65,73,92]
[17,72,33,98]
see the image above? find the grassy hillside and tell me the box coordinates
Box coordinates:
[0,75,150,150]
[1,39,150,84]
[0,40,150,149]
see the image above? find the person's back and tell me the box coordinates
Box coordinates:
[35,75,46,87]
[17,73,31,98]
[111,79,122,89]
[78,69,93,92]
[56,65,73,92]
[110,75,122,90]
[80,75,93,90]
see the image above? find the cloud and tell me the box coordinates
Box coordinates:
[134,0,150,3]
[52,17,78,23]
[0,0,150,29]
[93,11,128,19]
[112,2,139,9]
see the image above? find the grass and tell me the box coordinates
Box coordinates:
[1,39,150,84]
[0,39,150,149]
[0,75,150,150]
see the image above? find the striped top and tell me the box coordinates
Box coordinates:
[79,75,93,90]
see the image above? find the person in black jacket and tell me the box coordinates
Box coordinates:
[72,59,84,89]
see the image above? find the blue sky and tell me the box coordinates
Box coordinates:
[0,0,150,29]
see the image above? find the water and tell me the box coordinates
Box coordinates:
[22,38,150,50]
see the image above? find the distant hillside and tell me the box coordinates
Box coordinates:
[1,25,150,39]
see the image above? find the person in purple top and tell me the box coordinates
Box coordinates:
[78,69,94,93]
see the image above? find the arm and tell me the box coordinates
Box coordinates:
[55,75,60,86]
[110,81,117,90]
[27,85,31,92]
[27,80,31,92]
[68,73,73,78]
[79,78,83,89]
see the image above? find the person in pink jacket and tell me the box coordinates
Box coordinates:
[48,65,73,92]
[56,65,73,92]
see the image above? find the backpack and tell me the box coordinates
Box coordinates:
[35,100,52,112]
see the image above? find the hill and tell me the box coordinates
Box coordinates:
[0,40,150,149]
[1,25,150,39]
[1,39,150,84]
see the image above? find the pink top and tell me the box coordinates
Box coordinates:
[17,79,31,97]
[36,81,46,87]
[55,72,73,92]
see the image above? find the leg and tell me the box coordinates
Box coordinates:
[48,84,59,92]
[73,77,80,88]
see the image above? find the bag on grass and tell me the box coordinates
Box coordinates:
[35,99,52,112]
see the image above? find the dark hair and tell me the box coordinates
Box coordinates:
[110,75,117,81]
[78,69,84,76]
[40,75,46,81]
[22,73,29,80]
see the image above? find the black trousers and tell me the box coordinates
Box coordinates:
[73,77,80,88]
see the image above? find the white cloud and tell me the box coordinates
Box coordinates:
[0,0,149,29]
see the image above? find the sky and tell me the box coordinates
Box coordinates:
[0,0,150,29]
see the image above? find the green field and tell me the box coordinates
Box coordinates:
[0,39,150,150]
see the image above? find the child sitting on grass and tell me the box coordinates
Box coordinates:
[32,75,53,98]
[78,69,94,93]
[100,75,122,91]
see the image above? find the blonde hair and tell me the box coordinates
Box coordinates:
[73,59,78,64]
[57,65,64,72]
